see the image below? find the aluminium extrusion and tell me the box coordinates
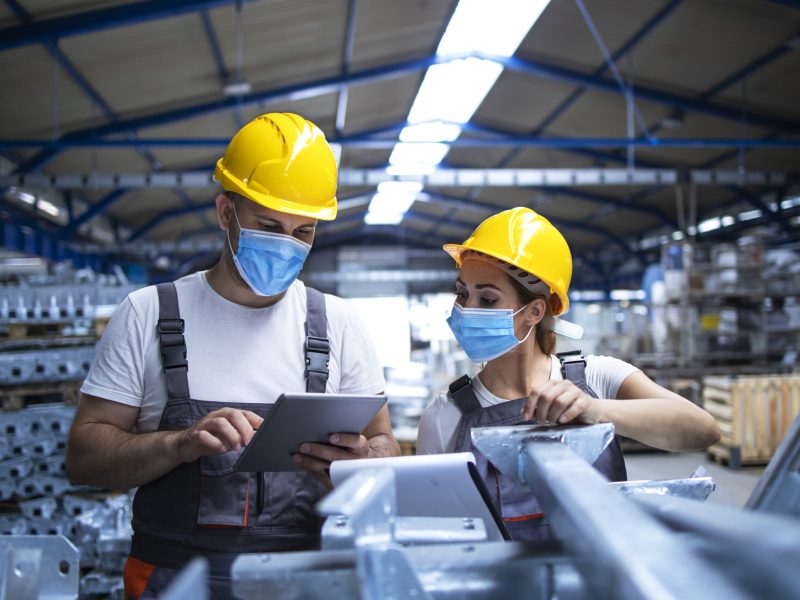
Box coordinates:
[473,429,744,600]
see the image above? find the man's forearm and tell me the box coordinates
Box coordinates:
[66,423,183,489]
[367,434,401,458]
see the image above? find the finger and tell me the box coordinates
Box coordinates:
[306,468,333,490]
[521,392,540,421]
[536,381,572,423]
[203,417,243,452]
[557,398,587,424]
[534,391,555,424]
[241,410,264,430]
[292,452,330,476]
[299,442,357,463]
[546,390,580,424]
[329,433,369,455]
[225,410,258,445]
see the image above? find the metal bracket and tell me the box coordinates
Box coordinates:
[0,535,80,600]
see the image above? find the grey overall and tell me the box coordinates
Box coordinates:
[449,351,627,541]
[129,282,331,598]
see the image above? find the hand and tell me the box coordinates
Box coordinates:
[521,380,602,425]
[175,408,263,463]
[292,433,371,488]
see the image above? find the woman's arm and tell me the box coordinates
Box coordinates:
[521,372,721,452]
[600,371,721,451]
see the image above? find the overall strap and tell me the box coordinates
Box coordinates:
[156,283,190,400]
[556,350,596,398]
[304,287,330,394]
[448,375,482,414]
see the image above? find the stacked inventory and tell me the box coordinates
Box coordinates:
[662,239,800,369]
[0,275,141,598]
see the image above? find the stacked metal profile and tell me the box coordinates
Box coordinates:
[0,404,133,598]
[0,278,140,599]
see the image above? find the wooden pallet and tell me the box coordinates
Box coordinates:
[706,443,768,469]
[0,381,81,411]
[703,374,800,469]
[0,322,67,339]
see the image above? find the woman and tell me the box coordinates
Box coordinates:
[416,207,720,540]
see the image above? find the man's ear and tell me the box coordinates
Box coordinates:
[523,298,548,327]
[215,193,233,230]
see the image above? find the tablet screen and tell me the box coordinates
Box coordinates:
[234,393,387,472]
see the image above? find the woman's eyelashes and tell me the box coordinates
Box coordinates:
[454,289,499,307]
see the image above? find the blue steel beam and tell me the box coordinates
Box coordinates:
[0,0,248,52]
[14,53,452,172]
[520,0,683,141]
[487,0,683,176]
[482,52,800,133]
[128,201,215,242]
[16,46,800,172]
[312,206,641,272]
[700,42,795,100]
[60,189,128,238]
[415,191,645,263]
[200,10,228,86]
[8,136,800,150]
[6,0,163,173]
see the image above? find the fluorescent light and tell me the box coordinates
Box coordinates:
[386,163,436,176]
[697,217,721,233]
[38,199,60,217]
[378,181,423,194]
[16,190,35,204]
[223,81,252,97]
[672,231,684,240]
[365,211,404,225]
[738,209,762,221]
[389,142,450,170]
[371,0,552,223]
[369,191,416,214]
[720,215,735,227]
[571,290,606,302]
[610,289,645,301]
[437,0,551,57]
[781,196,800,210]
[407,59,504,124]
[399,122,461,143]
[366,182,419,225]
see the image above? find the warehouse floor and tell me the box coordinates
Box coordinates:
[626,451,765,507]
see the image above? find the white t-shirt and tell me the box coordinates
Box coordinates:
[81,273,386,432]
[416,355,639,454]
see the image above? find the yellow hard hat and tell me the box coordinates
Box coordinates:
[444,207,573,315]
[214,112,338,220]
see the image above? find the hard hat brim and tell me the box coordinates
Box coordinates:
[216,161,338,221]
[443,242,570,315]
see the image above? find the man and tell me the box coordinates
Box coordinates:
[65,113,399,599]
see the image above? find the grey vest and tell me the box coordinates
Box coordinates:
[130,283,331,567]
[449,351,627,541]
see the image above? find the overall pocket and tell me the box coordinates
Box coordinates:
[253,472,298,526]
[197,451,250,527]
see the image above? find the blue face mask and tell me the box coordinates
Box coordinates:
[446,302,534,363]
[228,206,312,297]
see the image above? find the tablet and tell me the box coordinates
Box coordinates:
[330,453,511,541]
[233,393,387,472]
